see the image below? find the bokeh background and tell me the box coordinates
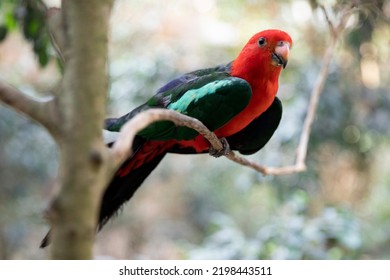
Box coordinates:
[0,0,389,259]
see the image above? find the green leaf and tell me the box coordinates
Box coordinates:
[28,19,40,38]
[38,49,49,66]
[4,11,18,30]
[34,38,50,67]
[0,25,8,41]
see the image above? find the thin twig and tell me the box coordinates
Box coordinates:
[46,7,66,65]
[321,5,337,39]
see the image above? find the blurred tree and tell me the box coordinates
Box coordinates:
[0,0,115,259]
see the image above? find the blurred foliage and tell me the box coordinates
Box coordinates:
[1,0,390,259]
[0,0,50,66]
[187,191,362,259]
[0,106,57,259]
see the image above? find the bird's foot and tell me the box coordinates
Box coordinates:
[209,137,230,158]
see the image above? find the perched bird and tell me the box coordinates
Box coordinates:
[40,29,291,247]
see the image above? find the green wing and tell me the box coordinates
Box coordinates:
[139,76,251,140]
[106,64,252,141]
[167,97,283,155]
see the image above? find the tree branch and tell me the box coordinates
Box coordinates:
[106,107,306,176]
[109,108,224,171]
[0,80,59,134]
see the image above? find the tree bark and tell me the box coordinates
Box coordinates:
[47,0,114,259]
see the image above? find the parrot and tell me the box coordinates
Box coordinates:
[40,29,291,247]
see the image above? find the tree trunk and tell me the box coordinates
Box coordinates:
[47,0,114,259]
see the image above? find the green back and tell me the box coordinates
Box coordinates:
[106,63,252,141]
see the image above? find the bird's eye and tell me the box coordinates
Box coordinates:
[258,37,266,47]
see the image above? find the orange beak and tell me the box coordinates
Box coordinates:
[272,42,290,68]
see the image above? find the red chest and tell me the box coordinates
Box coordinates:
[175,78,279,153]
[214,78,278,137]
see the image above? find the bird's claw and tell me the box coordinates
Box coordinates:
[209,137,230,158]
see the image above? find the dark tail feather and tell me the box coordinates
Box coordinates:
[40,138,166,248]
[97,152,166,229]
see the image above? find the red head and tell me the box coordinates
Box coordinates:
[213,30,292,137]
[232,29,292,85]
